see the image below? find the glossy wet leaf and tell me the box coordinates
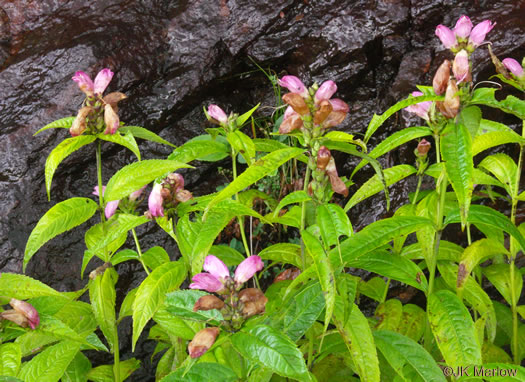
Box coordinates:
[34,116,76,135]
[0,273,62,300]
[471,88,525,119]
[98,130,140,160]
[168,137,229,163]
[258,243,302,268]
[165,289,223,324]
[316,203,352,248]
[472,130,524,156]
[478,153,519,197]
[483,264,522,307]
[120,125,176,147]
[272,191,311,218]
[62,351,91,382]
[89,268,117,352]
[0,343,21,377]
[160,362,238,382]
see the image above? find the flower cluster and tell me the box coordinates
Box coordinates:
[0,298,40,330]
[436,15,494,53]
[312,146,348,200]
[147,173,192,218]
[93,185,145,219]
[70,69,127,137]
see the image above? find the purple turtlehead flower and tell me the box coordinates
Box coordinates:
[453,50,470,83]
[283,105,296,120]
[278,75,308,97]
[92,185,120,219]
[503,58,524,78]
[234,255,264,284]
[405,92,431,121]
[469,20,495,46]
[72,71,95,97]
[208,105,228,124]
[148,183,164,217]
[10,299,39,330]
[94,68,114,95]
[315,80,337,103]
[203,255,230,282]
[454,15,473,39]
[329,98,350,112]
[189,273,225,293]
[435,25,457,49]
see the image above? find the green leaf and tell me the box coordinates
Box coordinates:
[427,290,482,367]
[209,245,245,267]
[374,330,446,382]
[375,299,403,331]
[104,160,192,202]
[86,358,140,382]
[18,340,81,382]
[110,249,138,266]
[0,343,21,377]
[470,88,525,119]
[253,138,308,163]
[441,121,474,228]
[457,239,508,290]
[364,94,443,143]
[272,191,311,219]
[476,363,525,381]
[330,216,433,268]
[345,165,416,211]
[236,103,260,127]
[227,130,255,165]
[0,273,62,300]
[205,147,304,214]
[353,126,431,175]
[34,117,75,136]
[98,130,141,160]
[399,304,426,342]
[62,351,91,382]
[132,260,186,350]
[458,106,481,138]
[347,251,427,292]
[160,363,238,382]
[484,264,523,307]
[45,136,96,200]
[142,246,170,270]
[153,308,196,341]
[118,287,137,320]
[168,137,229,163]
[119,125,176,147]
[231,324,310,380]
[24,198,98,271]
[478,153,519,197]
[34,314,93,346]
[445,205,525,252]
[165,290,223,324]
[472,131,524,156]
[316,203,352,248]
[258,243,302,268]
[89,268,117,352]
[358,277,387,303]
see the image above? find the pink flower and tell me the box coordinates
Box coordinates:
[234,255,264,285]
[92,185,120,219]
[329,98,349,112]
[204,255,230,282]
[129,186,146,202]
[469,20,495,47]
[148,183,164,217]
[94,68,114,95]
[454,15,473,39]
[503,58,524,78]
[315,80,337,103]
[453,50,470,83]
[207,105,228,124]
[189,272,225,293]
[10,299,39,330]
[278,75,308,97]
[72,71,94,97]
[435,25,457,49]
[405,91,431,121]
[104,104,120,134]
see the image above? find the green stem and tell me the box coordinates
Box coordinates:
[132,228,150,275]
[96,141,105,224]
[412,175,423,206]
[113,329,120,382]
[510,260,519,364]
[300,165,312,270]
[231,150,251,257]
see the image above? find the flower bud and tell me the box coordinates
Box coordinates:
[329,98,350,113]
[433,60,450,95]
[234,255,264,285]
[469,20,495,47]
[438,79,460,119]
[279,113,303,134]
[9,299,39,329]
[405,92,431,121]
[93,68,114,95]
[435,25,457,49]
[72,71,94,97]
[282,93,309,115]
[1,310,30,328]
[189,273,225,293]
[502,58,524,78]
[129,186,146,202]
[239,288,268,318]
[454,15,473,39]
[105,200,120,219]
[148,183,164,218]
[326,158,348,197]
[453,50,470,83]
[207,104,228,124]
[103,92,127,113]
[417,139,431,157]
[314,80,337,103]
[104,104,120,134]
[274,267,301,283]
[203,255,230,281]
[278,75,308,97]
[166,173,185,191]
[317,146,331,170]
[70,106,92,137]
[193,295,225,312]
[175,189,193,203]
[188,327,220,358]
[313,100,333,125]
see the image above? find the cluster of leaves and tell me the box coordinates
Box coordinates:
[2,17,525,382]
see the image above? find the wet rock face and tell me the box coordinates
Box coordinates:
[1,0,524,377]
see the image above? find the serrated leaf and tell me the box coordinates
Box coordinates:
[345,165,416,211]
[104,160,192,202]
[167,138,229,163]
[204,147,304,214]
[132,261,186,350]
[119,125,176,147]
[258,243,302,268]
[427,290,482,367]
[34,314,92,346]
[110,249,138,266]
[458,106,481,139]
[478,153,519,197]
[227,130,255,165]
[45,136,96,200]
[153,308,196,341]
[209,245,245,266]
[441,121,473,228]
[18,340,81,382]
[160,362,238,382]
[34,117,76,136]
[272,191,311,218]
[98,130,140,160]
[89,268,117,352]
[24,198,98,271]
[0,343,21,377]
[62,351,91,382]
[0,273,62,300]
[484,264,522,307]
[374,330,446,382]
[231,324,309,380]
[399,304,426,342]
[471,88,525,119]
[472,130,524,156]
[164,289,223,324]
[316,203,352,248]
[142,246,170,270]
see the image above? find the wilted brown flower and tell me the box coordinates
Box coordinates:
[188,327,220,358]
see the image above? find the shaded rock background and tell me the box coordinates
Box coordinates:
[1,0,524,378]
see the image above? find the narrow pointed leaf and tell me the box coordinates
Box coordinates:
[34,116,75,136]
[62,352,91,382]
[272,191,311,218]
[472,131,524,156]
[98,130,141,160]
[258,243,302,268]
[478,153,518,197]
[471,88,525,119]
[227,130,255,165]
[0,273,62,299]
[317,203,352,248]
[165,289,223,324]
[89,268,117,352]
[168,138,229,163]
[119,125,176,147]
[484,264,523,307]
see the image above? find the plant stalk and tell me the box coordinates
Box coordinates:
[231,150,251,258]
[132,228,150,275]
[300,165,312,270]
